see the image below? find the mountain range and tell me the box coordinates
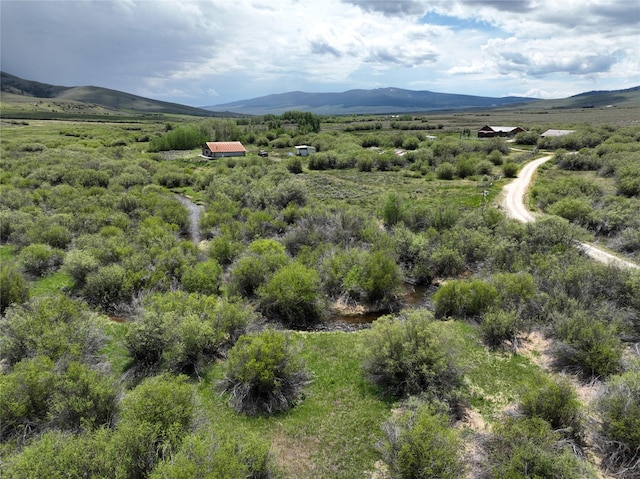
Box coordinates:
[2,71,639,117]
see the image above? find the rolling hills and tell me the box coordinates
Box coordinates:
[2,71,639,117]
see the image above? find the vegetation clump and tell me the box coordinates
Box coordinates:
[218,329,311,416]
[362,309,464,403]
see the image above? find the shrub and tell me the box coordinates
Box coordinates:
[596,370,640,473]
[0,357,116,440]
[480,309,521,349]
[286,156,303,174]
[357,156,373,172]
[554,312,622,378]
[150,431,274,479]
[344,250,403,309]
[62,249,100,288]
[432,278,499,319]
[382,192,404,227]
[258,262,324,328]
[0,264,29,315]
[18,243,64,277]
[125,293,254,372]
[362,309,463,400]
[502,161,519,178]
[114,374,194,478]
[181,259,223,295]
[1,429,114,479]
[487,149,504,165]
[0,295,105,367]
[476,159,495,175]
[218,329,311,416]
[83,264,133,312]
[486,416,598,479]
[436,162,455,180]
[521,375,582,435]
[378,403,465,479]
[430,246,465,277]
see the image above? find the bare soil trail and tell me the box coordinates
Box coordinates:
[500,154,639,270]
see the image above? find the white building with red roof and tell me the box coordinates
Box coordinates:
[201,141,246,158]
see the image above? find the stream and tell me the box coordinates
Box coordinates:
[176,195,204,244]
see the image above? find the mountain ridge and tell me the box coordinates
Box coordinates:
[2,71,638,117]
[204,87,539,115]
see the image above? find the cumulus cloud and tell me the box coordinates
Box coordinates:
[343,0,426,16]
[1,0,636,105]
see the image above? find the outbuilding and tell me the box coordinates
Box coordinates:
[540,129,576,137]
[294,145,316,156]
[201,141,246,159]
[477,125,526,138]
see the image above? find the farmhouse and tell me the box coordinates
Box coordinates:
[477,125,526,138]
[540,129,576,137]
[295,145,316,156]
[201,141,246,159]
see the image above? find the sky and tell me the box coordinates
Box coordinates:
[1,0,639,107]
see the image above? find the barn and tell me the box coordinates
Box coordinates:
[201,141,246,159]
[477,125,526,138]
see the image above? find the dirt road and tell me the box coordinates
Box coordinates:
[500,155,639,270]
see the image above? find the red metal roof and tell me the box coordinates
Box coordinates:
[205,141,246,153]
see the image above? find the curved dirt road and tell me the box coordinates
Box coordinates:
[500,155,639,270]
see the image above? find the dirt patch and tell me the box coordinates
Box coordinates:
[270,432,318,479]
[518,330,554,369]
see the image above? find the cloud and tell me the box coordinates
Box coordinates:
[310,40,343,58]
[1,0,636,105]
[343,0,426,16]
[487,37,622,77]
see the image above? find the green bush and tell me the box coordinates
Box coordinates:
[181,259,223,295]
[362,309,463,399]
[432,278,499,319]
[486,416,598,479]
[596,370,640,472]
[0,356,116,440]
[62,249,100,288]
[521,375,582,435]
[0,295,105,367]
[150,431,274,479]
[378,403,465,479]
[125,293,254,372]
[436,162,455,180]
[258,262,324,328]
[382,191,405,227]
[502,161,519,178]
[554,312,622,377]
[18,243,64,277]
[286,156,303,174]
[480,309,521,349]
[218,329,311,416]
[0,264,29,315]
[357,156,373,172]
[344,250,403,308]
[1,429,115,479]
[113,374,194,478]
[83,264,133,312]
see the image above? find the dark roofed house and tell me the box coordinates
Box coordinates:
[478,125,526,138]
[201,141,246,159]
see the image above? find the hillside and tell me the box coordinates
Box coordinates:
[0,72,226,117]
[512,85,640,110]
[205,87,539,115]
